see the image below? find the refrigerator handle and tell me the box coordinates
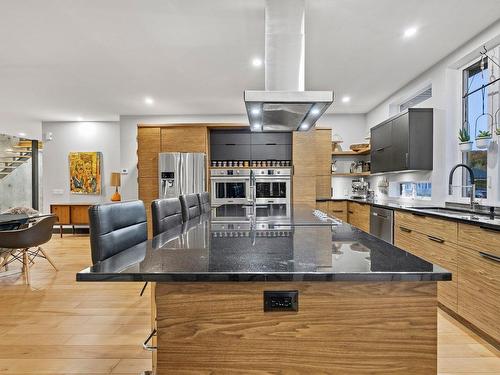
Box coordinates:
[179,155,183,196]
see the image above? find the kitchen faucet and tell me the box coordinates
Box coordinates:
[448,164,478,210]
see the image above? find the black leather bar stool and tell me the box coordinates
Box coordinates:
[180,194,201,222]
[151,198,184,237]
[88,200,148,264]
[88,200,149,295]
[198,192,211,214]
[0,215,58,285]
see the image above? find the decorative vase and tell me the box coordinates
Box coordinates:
[476,137,491,150]
[459,141,473,152]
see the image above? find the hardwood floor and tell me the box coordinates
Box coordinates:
[0,235,498,374]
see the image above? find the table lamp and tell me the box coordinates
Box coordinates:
[110,172,121,201]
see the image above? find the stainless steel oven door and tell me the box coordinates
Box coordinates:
[254,177,291,205]
[210,177,250,205]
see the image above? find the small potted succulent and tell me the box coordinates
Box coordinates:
[458,128,472,152]
[476,130,492,149]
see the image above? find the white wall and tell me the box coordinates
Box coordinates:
[317,114,368,198]
[119,115,248,201]
[366,20,500,206]
[41,121,120,213]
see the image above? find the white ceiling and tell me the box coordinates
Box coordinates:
[0,0,499,126]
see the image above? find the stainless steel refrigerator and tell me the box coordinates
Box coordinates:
[159,152,206,198]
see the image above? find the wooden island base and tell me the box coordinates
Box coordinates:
[154,281,438,374]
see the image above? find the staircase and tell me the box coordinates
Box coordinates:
[0,140,42,181]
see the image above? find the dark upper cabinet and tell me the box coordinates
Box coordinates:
[251,132,291,145]
[210,130,291,161]
[371,120,393,173]
[211,144,251,161]
[370,108,433,173]
[210,130,251,145]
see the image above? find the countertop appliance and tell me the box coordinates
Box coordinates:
[159,152,206,199]
[351,178,370,199]
[369,206,394,244]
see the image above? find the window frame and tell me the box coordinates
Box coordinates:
[461,59,489,199]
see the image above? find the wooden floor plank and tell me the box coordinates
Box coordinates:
[0,235,497,374]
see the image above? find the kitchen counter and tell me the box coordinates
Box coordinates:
[317,197,500,229]
[77,204,450,282]
[76,203,447,373]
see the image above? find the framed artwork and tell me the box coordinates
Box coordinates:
[68,152,102,194]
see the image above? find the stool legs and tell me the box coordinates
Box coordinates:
[38,247,58,271]
[22,249,30,285]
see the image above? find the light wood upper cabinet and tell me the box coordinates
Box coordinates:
[292,131,317,177]
[160,127,208,153]
[315,129,332,176]
[137,127,161,178]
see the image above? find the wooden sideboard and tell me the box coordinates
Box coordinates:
[50,203,93,237]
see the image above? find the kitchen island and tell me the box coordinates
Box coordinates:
[78,204,451,374]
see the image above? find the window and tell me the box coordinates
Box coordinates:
[462,59,488,199]
[399,182,432,199]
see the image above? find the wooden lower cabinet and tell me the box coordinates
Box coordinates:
[316,200,348,222]
[394,211,457,243]
[457,224,500,343]
[347,201,370,232]
[50,204,92,237]
[155,281,437,374]
[457,246,499,342]
[395,213,458,312]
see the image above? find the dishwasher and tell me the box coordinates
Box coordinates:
[369,206,394,244]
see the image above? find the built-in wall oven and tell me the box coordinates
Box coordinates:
[210,169,250,205]
[254,168,291,205]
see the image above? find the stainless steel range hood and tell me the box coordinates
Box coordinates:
[244,90,334,132]
[244,0,334,132]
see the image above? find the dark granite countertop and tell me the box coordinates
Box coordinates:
[317,197,500,230]
[77,204,451,282]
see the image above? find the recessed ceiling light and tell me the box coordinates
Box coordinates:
[251,108,261,115]
[403,27,418,38]
[341,96,351,103]
[18,132,26,137]
[252,58,263,67]
[311,108,320,115]
[77,116,83,121]
[300,123,309,130]
[144,97,154,105]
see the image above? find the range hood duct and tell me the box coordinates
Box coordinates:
[244,0,333,132]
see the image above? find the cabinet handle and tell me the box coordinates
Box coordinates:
[405,153,409,168]
[376,147,385,151]
[348,210,354,214]
[143,329,157,351]
[265,143,277,146]
[399,226,412,233]
[479,251,500,263]
[411,212,426,217]
[331,210,344,213]
[427,235,444,243]
[225,143,236,146]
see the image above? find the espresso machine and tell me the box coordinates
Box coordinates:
[351,178,370,199]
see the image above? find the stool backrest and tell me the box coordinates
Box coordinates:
[89,200,147,264]
[151,198,183,237]
[180,194,201,222]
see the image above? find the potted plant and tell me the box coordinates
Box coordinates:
[476,130,492,149]
[458,128,472,152]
